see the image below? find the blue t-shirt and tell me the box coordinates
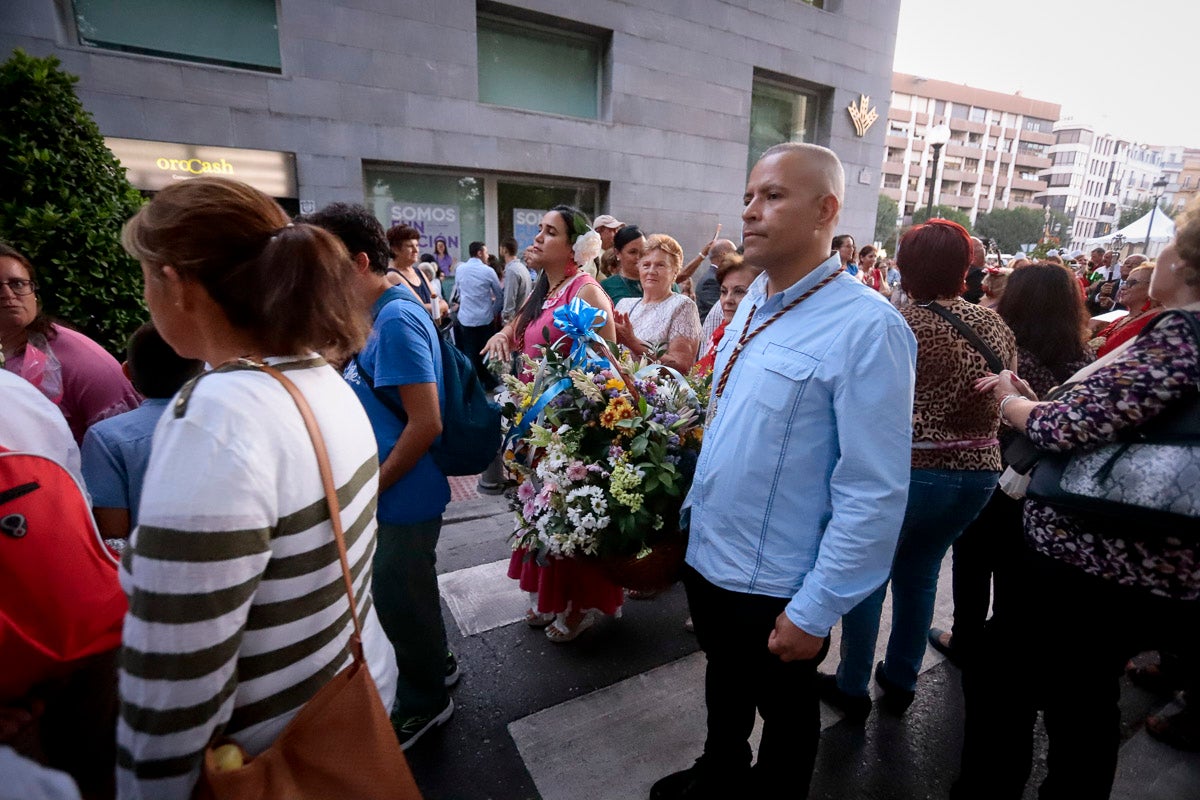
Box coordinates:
[344,286,449,525]
[79,398,170,525]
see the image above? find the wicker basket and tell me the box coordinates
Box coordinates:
[597,530,687,592]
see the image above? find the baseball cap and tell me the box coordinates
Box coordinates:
[593,214,625,230]
[1068,249,1084,259]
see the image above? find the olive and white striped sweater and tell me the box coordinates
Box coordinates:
[116,358,398,800]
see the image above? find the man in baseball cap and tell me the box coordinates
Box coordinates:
[592,214,625,250]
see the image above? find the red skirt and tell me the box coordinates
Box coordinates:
[508,548,624,615]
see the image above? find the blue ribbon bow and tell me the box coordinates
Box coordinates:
[552,298,610,370]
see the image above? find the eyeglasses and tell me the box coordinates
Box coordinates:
[0,279,36,296]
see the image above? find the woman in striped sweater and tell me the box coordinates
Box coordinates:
[116,177,398,799]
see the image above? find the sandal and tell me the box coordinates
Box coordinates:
[525,608,555,628]
[545,611,597,643]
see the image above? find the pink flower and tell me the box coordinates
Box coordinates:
[523,500,537,518]
[566,461,588,482]
[517,482,536,502]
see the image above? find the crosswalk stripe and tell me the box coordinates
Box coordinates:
[438,558,529,637]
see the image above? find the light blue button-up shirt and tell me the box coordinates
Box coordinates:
[685,253,917,637]
[453,257,503,326]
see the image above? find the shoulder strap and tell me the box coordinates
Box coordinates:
[259,364,366,664]
[921,302,1005,374]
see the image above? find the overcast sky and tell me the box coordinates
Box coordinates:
[892,0,1198,148]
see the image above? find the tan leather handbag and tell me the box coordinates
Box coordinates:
[194,363,421,800]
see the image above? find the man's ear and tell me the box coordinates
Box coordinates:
[817,194,841,229]
[353,252,372,274]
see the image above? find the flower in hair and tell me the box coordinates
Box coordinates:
[573,229,603,266]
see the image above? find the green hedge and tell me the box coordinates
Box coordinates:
[0,49,146,355]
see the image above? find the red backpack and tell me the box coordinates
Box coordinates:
[0,447,127,703]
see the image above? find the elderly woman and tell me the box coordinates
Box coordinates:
[483,206,624,643]
[954,202,1200,798]
[1088,263,1161,357]
[599,225,647,304]
[116,177,397,798]
[819,219,1016,720]
[0,243,140,444]
[695,254,757,376]
[613,234,702,373]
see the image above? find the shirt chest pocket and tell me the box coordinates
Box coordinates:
[750,343,819,412]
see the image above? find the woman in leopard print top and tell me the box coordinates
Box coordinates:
[825,220,1017,718]
[956,222,1200,797]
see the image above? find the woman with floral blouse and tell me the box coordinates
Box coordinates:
[954,201,1200,799]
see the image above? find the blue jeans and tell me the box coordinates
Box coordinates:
[836,468,999,696]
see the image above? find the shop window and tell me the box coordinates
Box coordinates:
[747,75,820,175]
[366,168,487,272]
[364,164,599,276]
[497,181,599,253]
[477,6,607,120]
[70,0,281,71]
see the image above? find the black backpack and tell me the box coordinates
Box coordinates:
[356,294,501,476]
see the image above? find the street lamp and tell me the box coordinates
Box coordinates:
[1143,176,1170,254]
[924,121,952,220]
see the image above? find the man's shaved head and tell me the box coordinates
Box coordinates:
[760,142,845,206]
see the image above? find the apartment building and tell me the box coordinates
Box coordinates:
[1037,121,1170,244]
[880,73,1059,225]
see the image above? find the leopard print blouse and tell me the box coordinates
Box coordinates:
[1024,311,1200,600]
[901,299,1017,472]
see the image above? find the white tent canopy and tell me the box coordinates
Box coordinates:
[1083,208,1176,252]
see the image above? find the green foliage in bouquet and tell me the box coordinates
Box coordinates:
[0,50,146,355]
[499,343,707,561]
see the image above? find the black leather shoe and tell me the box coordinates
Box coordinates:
[649,759,749,800]
[817,672,871,722]
[874,661,915,715]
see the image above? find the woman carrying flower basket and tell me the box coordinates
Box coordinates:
[482,206,625,642]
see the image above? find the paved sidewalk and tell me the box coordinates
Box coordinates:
[413,489,1200,800]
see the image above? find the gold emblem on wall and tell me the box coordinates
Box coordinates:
[848,95,879,137]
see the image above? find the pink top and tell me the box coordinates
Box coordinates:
[516,270,601,361]
[5,325,141,444]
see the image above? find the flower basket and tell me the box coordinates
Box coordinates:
[495,300,709,571]
[595,529,688,592]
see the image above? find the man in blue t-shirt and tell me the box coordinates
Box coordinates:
[301,203,455,750]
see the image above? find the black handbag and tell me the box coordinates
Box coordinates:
[1023,310,1200,537]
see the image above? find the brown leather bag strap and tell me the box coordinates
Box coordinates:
[259,364,366,663]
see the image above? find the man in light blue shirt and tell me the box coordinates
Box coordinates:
[452,241,503,388]
[651,143,916,800]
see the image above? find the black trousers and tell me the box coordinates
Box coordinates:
[955,545,1200,800]
[683,565,830,791]
[948,488,1023,656]
[454,321,498,390]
